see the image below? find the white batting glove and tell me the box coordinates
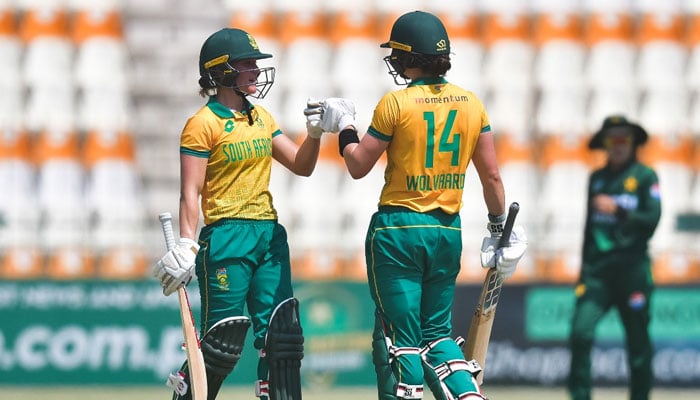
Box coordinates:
[320,97,356,132]
[152,238,199,296]
[480,225,527,279]
[304,98,324,139]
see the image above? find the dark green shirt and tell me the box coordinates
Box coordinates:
[582,160,661,264]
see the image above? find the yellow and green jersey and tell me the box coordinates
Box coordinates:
[368,77,491,214]
[180,97,282,225]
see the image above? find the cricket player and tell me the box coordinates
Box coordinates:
[568,115,662,400]
[305,10,527,400]
[151,27,329,400]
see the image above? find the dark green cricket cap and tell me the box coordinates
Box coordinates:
[380,10,450,55]
[199,28,272,76]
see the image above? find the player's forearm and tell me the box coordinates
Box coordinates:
[292,135,320,177]
[179,195,200,240]
[482,178,506,217]
[342,143,373,179]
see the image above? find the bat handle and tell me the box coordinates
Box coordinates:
[159,212,177,251]
[497,202,520,249]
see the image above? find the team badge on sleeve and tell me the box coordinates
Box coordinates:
[650,182,660,199]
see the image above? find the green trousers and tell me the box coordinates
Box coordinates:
[195,218,294,381]
[568,253,654,400]
[366,206,480,398]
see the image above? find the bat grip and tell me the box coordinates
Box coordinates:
[159,212,177,251]
[497,202,520,249]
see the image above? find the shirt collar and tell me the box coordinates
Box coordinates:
[408,77,448,87]
[206,97,254,119]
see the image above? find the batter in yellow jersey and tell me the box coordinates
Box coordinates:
[152,27,326,400]
[308,10,528,400]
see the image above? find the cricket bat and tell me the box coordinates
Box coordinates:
[463,201,520,385]
[159,212,208,400]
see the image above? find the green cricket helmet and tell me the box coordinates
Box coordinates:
[380,10,451,55]
[380,11,451,85]
[198,28,275,98]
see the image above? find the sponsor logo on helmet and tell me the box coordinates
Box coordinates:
[436,39,447,52]
[247,34,260,50]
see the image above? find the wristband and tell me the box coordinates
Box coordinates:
[488,213,506,223]
[338,128,359,157]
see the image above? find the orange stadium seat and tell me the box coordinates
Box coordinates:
[584,12,636,90]
[337,154,386,281]
[459,167,490,284]
[637,87,690,139]
[482,12,535,142]
[72,8,132,133]
[35,128,94,279]
[639,136,695,281]
[439,11,484,94]
[1,247,44,279]
[45,247,96,280]
[72,8,123,44]
[482,11,534,91]
[533,12,585,91]
[495,135,539,281]
[73,9,129,89]
[686,13,700,92]
[276,11,332,136]
[19,7,75,133]
[636,13,687,92]
[19,7,73,84]
[586,89,639,134]
[328,10,385,131]
[83,129,146,254]
[532,12,587,139]
[287,137,344,280]
[0,129,42,279]
[496,148,539,281]
[35,128,90,254]
[0,9,23,131]
[538,136,591,283]
[98,246,148,279]
[83,129,147,279]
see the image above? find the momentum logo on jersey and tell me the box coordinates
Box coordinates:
[414,95,469,104]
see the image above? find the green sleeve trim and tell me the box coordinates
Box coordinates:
[180,147,210,158]
[367,126,391,142]
[272,129,282,138]
[480,124,491,134]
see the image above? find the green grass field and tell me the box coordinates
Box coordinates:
[4,385,700,400]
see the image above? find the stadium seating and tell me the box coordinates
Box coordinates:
[0,129,42,278]
[1,2,699,283]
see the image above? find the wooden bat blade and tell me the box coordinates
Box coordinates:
[463,268,503,385]
[178,287,207,400]
[463,202,519,385]
[159,212,207,399]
